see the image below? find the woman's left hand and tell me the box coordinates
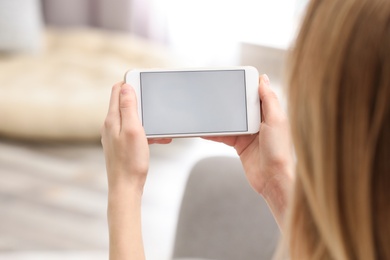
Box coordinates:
[101,82,150,192]
[101,82,173,260]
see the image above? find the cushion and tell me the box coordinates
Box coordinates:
[0,0,43,53]
[173,156,280,260]
[0,29,178,141]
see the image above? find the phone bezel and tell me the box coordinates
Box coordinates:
[125,66,260,138]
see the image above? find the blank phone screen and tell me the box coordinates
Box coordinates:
[140,70,248,136]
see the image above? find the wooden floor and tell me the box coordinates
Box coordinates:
[0,140,109,253]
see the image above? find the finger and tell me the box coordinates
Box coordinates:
[258,74,284,124]
[148,138,173,144]
[107,82,123,117]
[103,82,123,133]
[119,84,142,133]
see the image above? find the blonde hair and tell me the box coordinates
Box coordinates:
[286,0,390,259]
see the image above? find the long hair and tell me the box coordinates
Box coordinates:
[286,0,390,259]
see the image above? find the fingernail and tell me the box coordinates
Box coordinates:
[121,84,130,95]
[262,74,270,85]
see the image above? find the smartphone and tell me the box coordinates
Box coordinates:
[125,66,260,138]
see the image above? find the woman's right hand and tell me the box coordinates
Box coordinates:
[204,75,295,227]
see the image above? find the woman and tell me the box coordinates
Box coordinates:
[101,0,390,259]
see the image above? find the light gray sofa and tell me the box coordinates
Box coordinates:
[172,156,280,260]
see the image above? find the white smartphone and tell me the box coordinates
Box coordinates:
[125,66,260,138]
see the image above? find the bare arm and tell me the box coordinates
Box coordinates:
[101,82,150,260]
[107,187,144,260]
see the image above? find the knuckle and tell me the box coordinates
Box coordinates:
[269,155,290,173]
[103,116,117,131]
[122,124,144,139]
[123,126,142,137]
[104,117,113,128]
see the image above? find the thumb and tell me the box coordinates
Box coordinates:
[258,74,282,123]
[119,84,141,132]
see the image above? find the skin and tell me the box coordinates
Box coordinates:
[101,75,295,260]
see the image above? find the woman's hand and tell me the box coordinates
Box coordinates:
[204,75,295,228]
[101,82,150,193]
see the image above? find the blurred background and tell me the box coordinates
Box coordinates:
[0,0,307,259]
